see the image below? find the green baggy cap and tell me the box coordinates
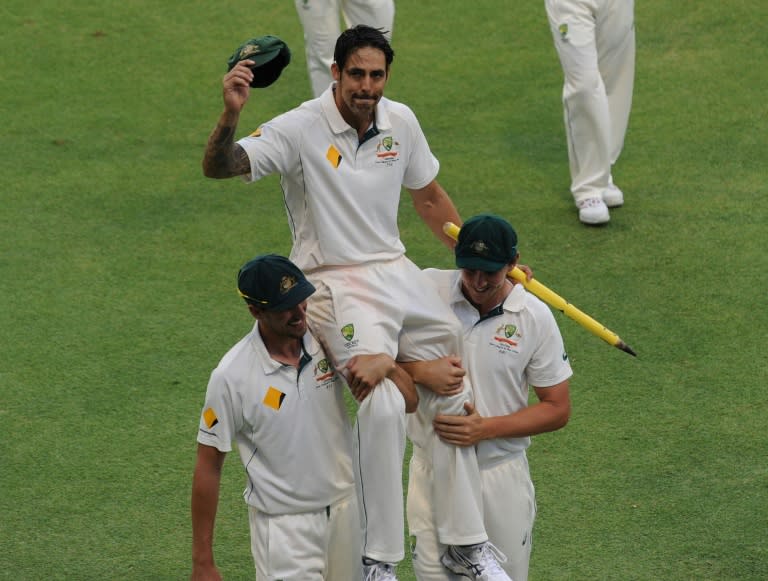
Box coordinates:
[455,214,519,272]
[237,254,315,311]
[227,35,291,88]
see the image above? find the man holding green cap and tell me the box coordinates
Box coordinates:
[190,254,416,580]
[203,25,512,581]
[403,215,573,580]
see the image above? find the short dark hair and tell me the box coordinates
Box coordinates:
[334,25,394,71]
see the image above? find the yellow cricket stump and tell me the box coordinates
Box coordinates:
[443,222,637,357]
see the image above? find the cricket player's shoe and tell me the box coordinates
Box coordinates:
[363,559,398,581]
[577,197,610,225]
[602,183,625,208]
[441,542,511,581]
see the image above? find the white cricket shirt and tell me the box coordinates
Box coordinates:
[237,85,440,272]
[423,269,573,465]
[197,322,355,515]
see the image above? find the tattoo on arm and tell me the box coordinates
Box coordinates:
[202,123,250,178]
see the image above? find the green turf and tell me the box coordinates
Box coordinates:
[1,0,766,579]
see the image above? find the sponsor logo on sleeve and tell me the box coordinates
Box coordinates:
[340,323,359,349]
[203,407,219,429]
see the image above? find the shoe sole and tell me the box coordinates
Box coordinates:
[579,214,610,225]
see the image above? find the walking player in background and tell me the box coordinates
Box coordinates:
[545,0,635,225]
[295,0,395,97]
[190,254,416,580]
[403,214,572,580]
[202,25,510,581]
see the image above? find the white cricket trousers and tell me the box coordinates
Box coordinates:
[307,256,487,564]
[248,494,362,580]
[407,451,536,581]
[545,0,635,202]
[294,0,395,97]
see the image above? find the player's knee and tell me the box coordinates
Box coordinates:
[564,68,602,98]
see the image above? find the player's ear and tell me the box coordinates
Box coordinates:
[331,63,340,82]
[247,303,262,319]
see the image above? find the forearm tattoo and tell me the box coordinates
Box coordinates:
[203,123,250,178]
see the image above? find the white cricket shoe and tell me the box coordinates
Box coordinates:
[441,542,511,581]
[363,560,398,581]
[602,183,624,208]
[577,197,610,225]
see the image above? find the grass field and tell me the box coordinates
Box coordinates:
[2,1,767,579]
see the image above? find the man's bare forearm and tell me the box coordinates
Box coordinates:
[202,111,251,178]
[409,180,462,249]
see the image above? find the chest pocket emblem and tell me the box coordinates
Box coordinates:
[264,386,286,410]
[326,145,342,168]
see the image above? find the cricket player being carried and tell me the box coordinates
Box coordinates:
[202,24,511,581]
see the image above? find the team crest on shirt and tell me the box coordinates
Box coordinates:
[340,323,359,349]
[314,357,336,388]
[503,324,517,338]
[491,322,521,353]
[375,136,400,166]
